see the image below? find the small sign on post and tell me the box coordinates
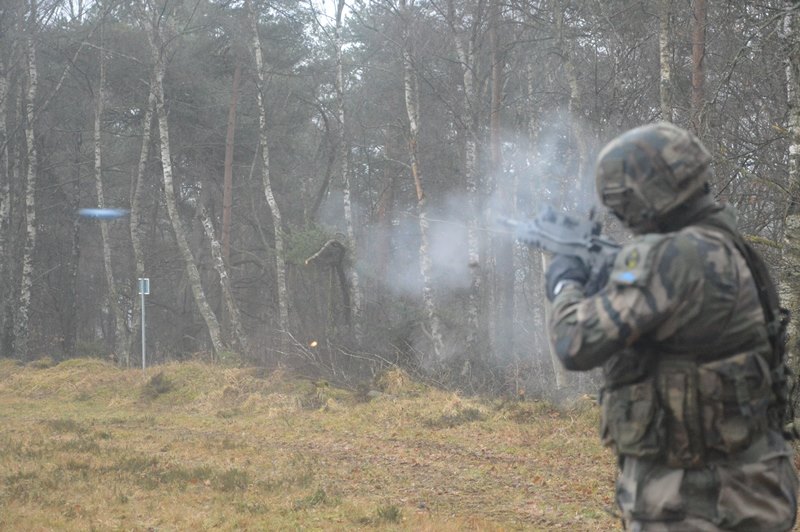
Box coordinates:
[138,278,150,371]
[138,277,150,295]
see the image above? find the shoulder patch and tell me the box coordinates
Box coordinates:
[611,233,670,287]
[624,249,640,269]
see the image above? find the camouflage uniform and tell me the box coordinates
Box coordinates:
[548,123,798,531]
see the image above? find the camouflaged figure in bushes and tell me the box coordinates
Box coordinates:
[547,123,798,531]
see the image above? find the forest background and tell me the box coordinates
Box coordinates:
[2,0,800,400]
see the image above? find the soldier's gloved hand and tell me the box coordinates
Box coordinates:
[584,252,616,297]
[545,254,589,301]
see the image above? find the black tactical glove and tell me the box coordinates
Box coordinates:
[545,254,590,301]
[584,252,616,297]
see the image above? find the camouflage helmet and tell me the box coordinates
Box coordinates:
[595,122,712,232]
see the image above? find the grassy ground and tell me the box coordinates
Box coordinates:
[0,358,619,531]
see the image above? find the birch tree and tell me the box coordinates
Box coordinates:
[401,0,444,361]
[128,81,156,365]
[64,132,81,359]
[222,62,241,266]
[554,1,589,182]
[8,0,108,359]
[690,0,707,134]
[444,0,484,359]
[199,200,250,355]
[524,62,552,377]
[489,0,513,362]
[0,4,17,358]
[246,0,290,339]
[93,30,129,364]
[539,0,589,389]
[659,0,674,122]
[781,2,800,366]
[15,0,40,359]
[146,3,226,357]
[335,0,362,340]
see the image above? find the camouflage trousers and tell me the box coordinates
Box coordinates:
[616,432,798,531]
[624,515,732,531]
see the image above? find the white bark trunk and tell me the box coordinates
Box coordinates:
[3,72,21,356]
[555,2,589,183]
[94,42,129,364]
[148,15,225,357]
[659,0,674,122]
[199,204,250,355]
[15,2,38,359]
[781,5,800,367]
[128,87,155,365]
[490,0,513,362]
[446,0,483,354]
[0,51,11,350]
[336,0,362,340]
[247,0,290,338]
[0,63,9,269]
[690,0,707,134]
[401,0,444,361]
[222,62,240,266]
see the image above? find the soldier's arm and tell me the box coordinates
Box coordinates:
[548,232,703,371]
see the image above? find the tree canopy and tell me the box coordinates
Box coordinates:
[1,0,797,398]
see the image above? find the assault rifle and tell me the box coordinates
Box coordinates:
[498,206,621,288]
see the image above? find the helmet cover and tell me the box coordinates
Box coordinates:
[595,122,711,231]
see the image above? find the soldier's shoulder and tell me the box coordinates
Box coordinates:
[610,231,700,287]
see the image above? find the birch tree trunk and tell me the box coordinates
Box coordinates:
[446,0,483,360]
[2,72,21,357]
[15,0,39,360]
[542,1,589,388]
[690,0,707,134]
[335,0,362,340]
[222,62,240,266]
[781,4,800,368]
[63,132,81,359]
[0,23,13,358]
[199,203,250,355]
[127,81,156,366]
[555,2,589,183]
[490,0,513,363]
[148,13,225,357]
[659,0,674,122]
[246,0,290,339]
[401,0,444,362]
[94,38,129,364]
[374,160,395,291]
[0,42,9,280]
[524,63,561,386]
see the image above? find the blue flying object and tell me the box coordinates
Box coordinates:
[78,208,130,219]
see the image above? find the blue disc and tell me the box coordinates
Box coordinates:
[78,208,130,219]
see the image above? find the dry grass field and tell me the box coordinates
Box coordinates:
[0,358,619,531]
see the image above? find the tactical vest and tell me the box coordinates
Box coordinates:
[599,217,792,469]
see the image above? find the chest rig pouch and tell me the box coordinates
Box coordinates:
[600,350,665,459]
[660,352,772,468]
[601,350,774,468]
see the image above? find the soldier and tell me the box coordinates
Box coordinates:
[545,122,799,531]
